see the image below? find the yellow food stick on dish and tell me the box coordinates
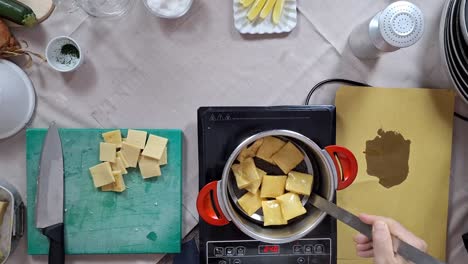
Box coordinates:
[139,156,162,179]
[160,147,168,165]
[101,171,126,192]
[256,136,286,163]
[276,192,306,221]
[0,201,8,225]
[232,164,251,189]
[102,130,122,145]
[238,191,262,216]
[100,142,117,163]
[89,162,115,188]
[272,0,284,24]
[262,200,287,226]
[121,142,141,168]
[241,0,255,8]
[126,129,148,149]
[244,168,266,194]
[142,134,168,160]
[286,171,314,195]
[111,157,128,175]
[260,0,277,19]
[247,0,268,21]
[260,175,287,198]
[272,142,305,174]
[240,157,260,183]
[117,151,129,168]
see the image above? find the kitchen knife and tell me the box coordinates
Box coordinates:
[35,122,65,264]
[310,194,445,264]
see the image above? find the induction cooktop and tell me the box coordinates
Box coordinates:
[198,106,337,264]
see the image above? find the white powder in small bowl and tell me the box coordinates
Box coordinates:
[145,0,192,18]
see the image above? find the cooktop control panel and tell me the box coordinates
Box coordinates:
[206,238,332,264]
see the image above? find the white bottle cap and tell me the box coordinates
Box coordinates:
[377,1,424,49]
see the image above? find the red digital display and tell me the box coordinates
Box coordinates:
[259,245,280,254]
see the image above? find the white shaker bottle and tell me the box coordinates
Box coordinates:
[348,1,424,59]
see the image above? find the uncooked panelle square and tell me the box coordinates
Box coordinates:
[262,200,287,226]
[272,142,304,174]
[260,175,287,198]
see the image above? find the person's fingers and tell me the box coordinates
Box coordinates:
[389,222,428,252]
[359,214,428,252]
[358,213,378,224]
[356,242,373,251]
[356,249,374,258]
[395,254,407,263]
[354,233,371,244]
[372,221,395,264]
[359,214,393,226]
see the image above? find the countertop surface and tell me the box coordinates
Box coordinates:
[2,0,468,263]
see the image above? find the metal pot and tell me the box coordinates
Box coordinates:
[197,130,358,244]
[0,179,25,264]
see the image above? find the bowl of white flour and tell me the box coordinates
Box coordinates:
[144,0,193,18]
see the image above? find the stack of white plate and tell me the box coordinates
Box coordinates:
[441,0,468,103]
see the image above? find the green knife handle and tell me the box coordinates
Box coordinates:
[43,223,65,264]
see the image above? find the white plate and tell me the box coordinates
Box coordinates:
[0,60,36,139]
[233,0,297,34]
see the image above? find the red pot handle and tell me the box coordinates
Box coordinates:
[325,145,358,190]
[196,181,230,226]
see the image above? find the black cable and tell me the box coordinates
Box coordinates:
[304,79,371,105]
[455,112,468,122]
[305,78,468,122]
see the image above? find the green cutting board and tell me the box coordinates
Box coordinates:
[26,129,183,254]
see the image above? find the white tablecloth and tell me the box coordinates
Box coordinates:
[2,0,468,263]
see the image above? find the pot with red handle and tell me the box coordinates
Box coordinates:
[196,129,358,244]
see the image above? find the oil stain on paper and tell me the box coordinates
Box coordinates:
[364,129,411,188]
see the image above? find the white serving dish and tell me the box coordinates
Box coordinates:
[0,60,36,140]
[233,0,297,34]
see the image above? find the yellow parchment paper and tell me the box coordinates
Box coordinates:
[335,87,455,263]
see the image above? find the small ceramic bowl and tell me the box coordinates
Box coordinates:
[45,36,83,72]
[143,0,193,19]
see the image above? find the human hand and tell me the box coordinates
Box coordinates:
[354,214,427,264]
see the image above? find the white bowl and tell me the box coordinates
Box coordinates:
[143,0,193,19]
[0,59,36,139]
[45,36,83,72]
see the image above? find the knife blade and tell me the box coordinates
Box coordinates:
[310,194,445,264]
[35,122,65,264]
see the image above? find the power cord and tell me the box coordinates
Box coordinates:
[304,78,468,122]
[455,112,468,122]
